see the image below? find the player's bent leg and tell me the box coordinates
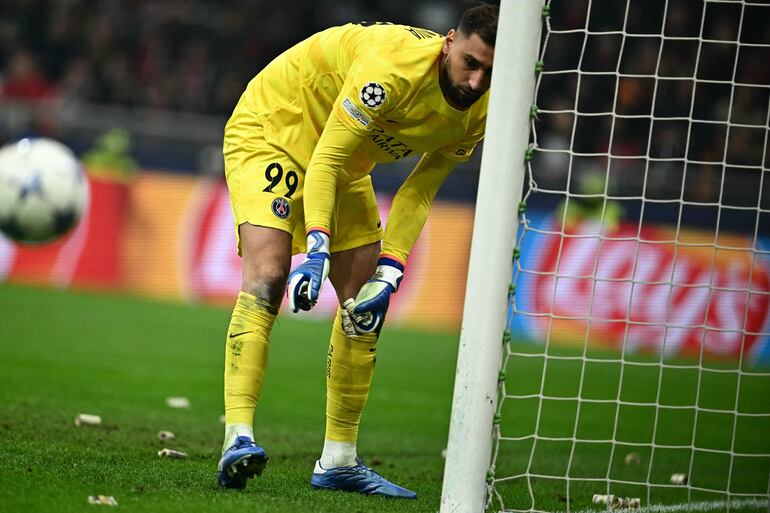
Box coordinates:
[313,310,416,499]
[323,243,378,464]
[219,288,272,490]
[310,243,416,499]
[322,307,377,460]
[219,223,292,489]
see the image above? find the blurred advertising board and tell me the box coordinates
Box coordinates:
[1,172,768,363]
[511,211,770,365]
[0,172,471,332]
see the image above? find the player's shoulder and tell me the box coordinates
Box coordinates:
[344,22,444,70]
[331,22,447,124]
[351,23,444,93]
[340,21,441,41]
[354,21,442,42]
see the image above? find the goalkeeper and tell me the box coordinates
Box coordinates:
[218,4,497,498]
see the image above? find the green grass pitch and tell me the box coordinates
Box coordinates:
[0,284,457,513]
[493,343,770,512]
[1,284,768,512]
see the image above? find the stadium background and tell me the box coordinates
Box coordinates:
[1,0,768,360]
[2,2,770,512]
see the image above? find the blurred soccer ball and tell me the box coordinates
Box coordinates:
[0,138,88,244]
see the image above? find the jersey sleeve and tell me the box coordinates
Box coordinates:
[332,52,406,136]
[435,113,487,162]
[303,109,365,234]
[306,49,412,235]
[381,152,456,264]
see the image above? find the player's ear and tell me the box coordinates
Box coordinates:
[443,29,456,55]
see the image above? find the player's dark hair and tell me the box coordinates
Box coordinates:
[457,3,499,46]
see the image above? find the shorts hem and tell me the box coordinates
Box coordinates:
[330,231,382,254]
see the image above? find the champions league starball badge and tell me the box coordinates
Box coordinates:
[360,82,386,108]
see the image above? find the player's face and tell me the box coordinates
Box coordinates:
[440,29,494,109]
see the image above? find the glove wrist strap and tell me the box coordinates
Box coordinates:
[374,257,404,291]
[377,256,405,272]
[306,230,331,255]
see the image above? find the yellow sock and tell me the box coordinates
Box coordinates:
[325,307,378,443]
[224,291,276,427]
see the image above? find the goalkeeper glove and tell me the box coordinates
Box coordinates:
[345,256,404,334]
[287,230,330,313]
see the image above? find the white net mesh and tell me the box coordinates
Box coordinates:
[491,1,770,512]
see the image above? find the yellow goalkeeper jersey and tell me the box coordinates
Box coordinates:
[231,22,488,257]
[240,22,487,167]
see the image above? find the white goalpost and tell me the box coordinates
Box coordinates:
[440,0,544,510]
[441,0,770,512]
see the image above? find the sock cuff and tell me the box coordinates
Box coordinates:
[320,439,358,468]
[223,423,254,452]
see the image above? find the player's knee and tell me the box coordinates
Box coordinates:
[242,266,288,310]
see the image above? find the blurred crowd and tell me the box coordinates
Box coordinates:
[0,0,767,208]
[535,0,768,206]
[0,0,466,115]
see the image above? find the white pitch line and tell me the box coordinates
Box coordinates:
[555,498,769,513]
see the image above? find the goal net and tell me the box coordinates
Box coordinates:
[442,1,770,512]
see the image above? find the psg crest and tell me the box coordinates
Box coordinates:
[271,197,290,219]
[360,82,386,108]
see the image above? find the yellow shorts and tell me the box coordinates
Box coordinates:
[223,111,382,256]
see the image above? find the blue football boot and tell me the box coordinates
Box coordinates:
[310,458,417,499]
[217,436,268,489]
